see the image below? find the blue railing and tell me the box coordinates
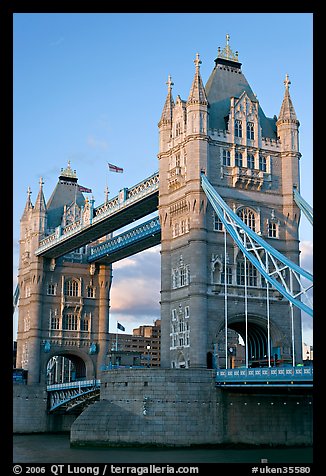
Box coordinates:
[216,366,313,386]
[88,216,161,262]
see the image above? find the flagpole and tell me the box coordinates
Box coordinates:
[116,321,118,352]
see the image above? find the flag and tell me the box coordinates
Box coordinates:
[78,185,92,193]
[108,163,124,173]
[117,322,125,331]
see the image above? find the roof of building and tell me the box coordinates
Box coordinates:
[205,36,277,138]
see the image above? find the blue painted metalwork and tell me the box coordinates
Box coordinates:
[47,379,100,412]
[216,366,313,386]
[201,174,313,317]
[293,187,313,225]
[35,171,159,257]
[13,284,19,314]
[88,216,161,263]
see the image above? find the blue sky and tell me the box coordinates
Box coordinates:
[13,12,313,345]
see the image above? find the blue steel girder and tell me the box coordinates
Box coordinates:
[216,366,313,387]
[201,174,313,317]
[293,187,313,226]
[88,216,161,264]
[35,172,159,259]
[47,379,100,413]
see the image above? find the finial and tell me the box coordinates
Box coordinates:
[284,73,291,91]
[39,177,44,189]
[166,74,174,91]
[217,34,239,62]
[194,52,202,71]
[105,185,109,203]
[27,186,31,197]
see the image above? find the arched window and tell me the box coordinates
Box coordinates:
[235,151,243,167]
[237,208,256,231]
[236,259,258,287]
[64,279,79,297]
[235,120,242,138]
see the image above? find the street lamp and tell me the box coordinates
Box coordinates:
[146,345,151,368]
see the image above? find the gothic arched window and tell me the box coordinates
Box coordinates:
[237,207,256,231]
[64,278,79,297]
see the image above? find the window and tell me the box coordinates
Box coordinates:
[87,286,95,298]
[247,122,254,140]
[237,208,256,231]
[171,309,177,321]
[235,120,242,138]
[50,311,60,330]
[222,149,231,166]
[185,306,190,318]
[236,260,257,286]
[80,318,89,332]
[235,151,243,167]
[259,155,267,172]
[172,264,190,288]
[47,283,56,295]
[64,279,79,296]
[176,122,181,137]
[63,313,78,331]
[214,214,223,231]
[247,154,255,169]
[268,222,277,238]
[221,266,233,285]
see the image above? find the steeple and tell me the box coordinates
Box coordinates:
[34,177,47,212]
[187,53,208,105]
[22,186,33,217]
[277,74,299,125]
[158,75,175,126]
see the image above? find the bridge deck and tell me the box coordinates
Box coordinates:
[216,366,313,387]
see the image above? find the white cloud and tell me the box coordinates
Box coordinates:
[87,135,108,150]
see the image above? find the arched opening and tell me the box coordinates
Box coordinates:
[207,351,213,369]
[214,315,277,368]
[46,353,86,385]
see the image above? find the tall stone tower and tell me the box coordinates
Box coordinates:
[16,162,112,384]
[158,36,302,369]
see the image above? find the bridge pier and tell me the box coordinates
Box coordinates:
[70,368,312,447]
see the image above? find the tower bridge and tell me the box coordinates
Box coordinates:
[14,36,313,446]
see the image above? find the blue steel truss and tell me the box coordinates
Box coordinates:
[293,187,313,226]
[201,174,313,317]
[216,366,313,387]
[88,216,161,263]
[47,379,100,412]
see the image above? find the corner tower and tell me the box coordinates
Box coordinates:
[158,36,303,369]
[16,163,112,384]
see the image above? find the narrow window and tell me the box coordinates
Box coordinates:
[247,154,255,169]
[235,120,242,138]
[259,155,267,172]
[235,151,243,167]
[247,122,254,140]
[214,213,223,231]
[222,149,231,166]
[268,222,277,238]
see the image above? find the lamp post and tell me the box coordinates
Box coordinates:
[146,345,151,368]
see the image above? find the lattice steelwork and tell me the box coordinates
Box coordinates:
[201,173,313,317]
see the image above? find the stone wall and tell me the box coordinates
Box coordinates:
[13,384,76,433]
[70,369,313,447]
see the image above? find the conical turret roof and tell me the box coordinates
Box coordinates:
[277,74,299,124]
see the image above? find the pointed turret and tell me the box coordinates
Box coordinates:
[34,177,47,212]
[187,53,208,105]
[277,74,299,125]
[276,74,300,152]
[158,75,175,153]
[159,75,175,126]
[21,186,33,218]
[186,53,208,137]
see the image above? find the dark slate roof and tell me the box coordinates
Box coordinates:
[46,179,85,230]
[205,58,277,139]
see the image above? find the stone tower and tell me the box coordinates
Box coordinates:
[16,162,112,384]
[158,36,302,369]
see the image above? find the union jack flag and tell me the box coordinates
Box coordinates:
[78,185,92,193]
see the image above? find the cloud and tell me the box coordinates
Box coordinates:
[109,246,161,324]
[87,135,109,150]
[299,240,313,273]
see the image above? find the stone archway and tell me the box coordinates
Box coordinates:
[215,313,285,368]
[45,349,95,385]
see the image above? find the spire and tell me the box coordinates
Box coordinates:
[187,53,208,105]
[59,160,78,182]
[159,75,175,126]
[22,186,33,217]
[34,176,47,212]
[277,74,299,124]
